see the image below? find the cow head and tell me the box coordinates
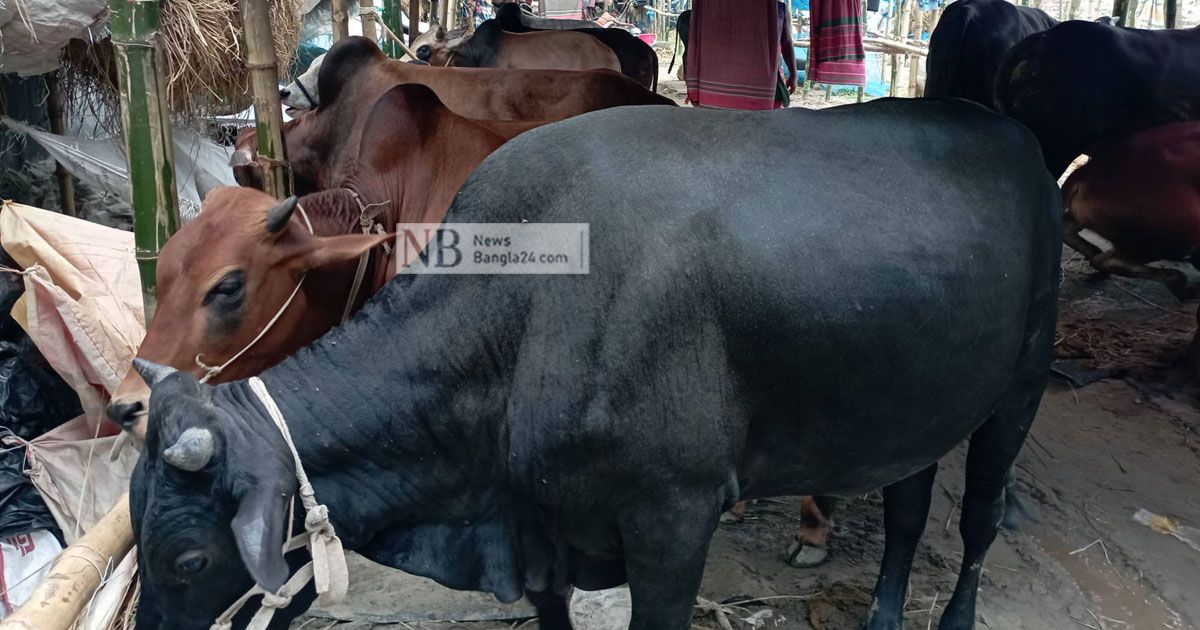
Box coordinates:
[106,186,390,437]
[128,360,312,629]
[411,25,471,66]
[280,53,325,113]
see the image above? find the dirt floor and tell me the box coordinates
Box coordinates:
[291,62,1200,630]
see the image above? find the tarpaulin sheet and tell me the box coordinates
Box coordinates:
[0,0,108,76]
[1,117,234,222]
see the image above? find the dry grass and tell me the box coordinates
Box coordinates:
[61,0,303,124]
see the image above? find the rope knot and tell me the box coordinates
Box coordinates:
[260,590,292,609]
[305,504,332,534]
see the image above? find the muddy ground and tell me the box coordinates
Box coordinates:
[291,63,1200,630]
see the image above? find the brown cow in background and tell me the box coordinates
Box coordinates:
[1062,121,1200,299]
[412,21,621,73]
[107,85,545,429]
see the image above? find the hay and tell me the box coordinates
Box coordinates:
[60,0,303,120]
[158,0,303,115]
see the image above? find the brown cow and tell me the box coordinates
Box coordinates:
[412,21,621,74]
[1062,121,1200,299]
[232,36,671,196]
[107,85,545,430]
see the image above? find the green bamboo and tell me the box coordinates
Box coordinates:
[109,0,179,323]
[381,0,404,57]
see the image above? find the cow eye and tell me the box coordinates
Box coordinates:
[416,45,431,60]
[203,270,244,306]
[174,550,210,576]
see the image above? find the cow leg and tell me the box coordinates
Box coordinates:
[938,403,1039,629]
[863,464,937,630]
[1089,250,1189,299]
[526,588,572,630]
[1061,214,1103,260]
[621,495,720,630]
[720,500,747,523]
[784,495,838,567]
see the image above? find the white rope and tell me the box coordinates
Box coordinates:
[210,378,349,630]
[196,204,315,383]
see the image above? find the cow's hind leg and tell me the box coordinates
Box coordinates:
[526,589,571,630]
[937,392,1040,630]
[863,464,937,630]
[621,492,722,630]
[1089,250,1190,299]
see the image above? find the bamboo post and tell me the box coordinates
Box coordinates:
[409,0,420,46]
[45,72,76,218]
[1112,0,1129,23]
[1126,0,1139,26]
[908,8,920,97]
[333,0,350,41]
[0,495,133,630]
[361,0,379,41]
[109,0,179,322]
[241,0,291,200]
[381,0,404,56]
[1164,0,1176,27]
[430,0,440,25]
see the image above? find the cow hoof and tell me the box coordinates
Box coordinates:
[784,538,828,567]
[719,511,744,524]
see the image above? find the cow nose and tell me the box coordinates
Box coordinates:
[106,400,145,431]
[279,88,290,99]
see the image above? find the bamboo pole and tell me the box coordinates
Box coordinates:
[0,496,133,630]
[109,0,179,322]
[1164,0,1177,26]
[241,0,291,200]
[430,0,441,25]
[45,72,76,218]
[333,0,350,41]
[409,0,420,46]
[908,8,921,97]
[1112,0,1129,24]
[381,0,404,56]
[361,0,379,41]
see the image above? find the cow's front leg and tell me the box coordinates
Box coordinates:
[785,495,838,567]
[1089,250,1190,299]
[620,492,722,630]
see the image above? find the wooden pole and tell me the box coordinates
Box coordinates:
[0,495,133,630]
[1111,0,1128,24]
[1126,0,1139,26]
[45,72,76,218]
[241,0,291,200]
[909,8,921,97]
[409,0,420,46]
[361,0,379,41]
[381,0,404,56]
[1164,0,1176,27]
[333,0,350,42]
[430,0,440,25]
[109,0,178,322]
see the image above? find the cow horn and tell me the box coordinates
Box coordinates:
[133,358,177,387]
[265,196,299,233]
[162,427,216,471]
[194,169,224,202]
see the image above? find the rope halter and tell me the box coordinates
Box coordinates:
[210,377,349,630]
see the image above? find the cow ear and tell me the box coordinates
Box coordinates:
[287,232,393,271]
[435,25,447,39]
[231,485,291,593]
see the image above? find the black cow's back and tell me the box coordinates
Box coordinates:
[925,0,1055,108]
[996,22,1200,175]
[426,100,1060,496]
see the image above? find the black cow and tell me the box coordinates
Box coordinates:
[995,22,1200,176]
[126,98,1059,630]
[494,2,658,91]
[925,0,1056,108]
[495,1,597,29]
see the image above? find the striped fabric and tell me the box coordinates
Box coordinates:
[542,0,585,19]
[808,0,867,86]
[685,0,781,110]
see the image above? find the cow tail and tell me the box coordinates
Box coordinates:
[667,37,678,75]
